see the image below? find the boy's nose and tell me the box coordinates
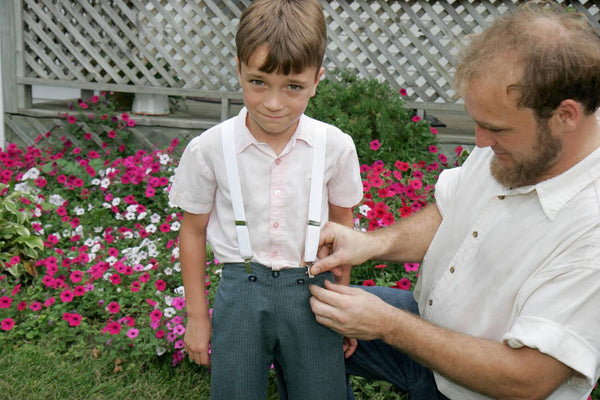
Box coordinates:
[264,91,284,110]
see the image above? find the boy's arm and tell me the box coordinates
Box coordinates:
[328,203,355,285]
[179,211,212,365]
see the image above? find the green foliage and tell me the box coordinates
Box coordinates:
[0,184,48,280]
[305,70,440,166]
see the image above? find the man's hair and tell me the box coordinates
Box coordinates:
[455,1,600,119]
[235,0,326,75]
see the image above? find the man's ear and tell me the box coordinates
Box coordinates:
[553,99,580,133]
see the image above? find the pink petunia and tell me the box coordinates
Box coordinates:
[369,139,381,151]
[393,278,412,290]
[103,321,122,335]
[126,328,139,339]
[1,318,15,331]
[60,290,74,303]
[155,279,166,291]
[107,301,121,314]
[399,88,408,96]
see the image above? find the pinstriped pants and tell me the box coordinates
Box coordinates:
[210,263,346,400]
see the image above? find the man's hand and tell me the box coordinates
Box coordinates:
[309,222,373,276]
[309,280,395,340]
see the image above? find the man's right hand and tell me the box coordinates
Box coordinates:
[309,222,373,276]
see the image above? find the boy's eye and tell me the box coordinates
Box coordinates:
[288,84,302,91]
[249,79,264,86]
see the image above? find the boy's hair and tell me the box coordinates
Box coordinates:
[235,0,327,75]
[455,1,600,119]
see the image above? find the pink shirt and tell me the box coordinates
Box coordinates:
[169,108,363,270]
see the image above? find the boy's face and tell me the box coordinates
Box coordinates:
[237,46,324,144]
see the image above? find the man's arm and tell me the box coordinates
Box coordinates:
[311,203,442,276]
[310,282,575,400]
[327,203,355,285]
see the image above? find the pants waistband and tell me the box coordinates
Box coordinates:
[223,262,325,279]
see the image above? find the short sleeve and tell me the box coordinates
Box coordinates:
[169,134,217,214]
[503,230,600,387]
[327,133,363,208]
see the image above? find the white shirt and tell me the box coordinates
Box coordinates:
[169,108,363,270]
[415,146,600,399]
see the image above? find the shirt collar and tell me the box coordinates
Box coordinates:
[500,145,600,221]
[232,107,315,154]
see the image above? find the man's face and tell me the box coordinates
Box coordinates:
[464,74,563,188]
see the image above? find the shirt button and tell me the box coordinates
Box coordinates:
[428,299,433,306]
[271,251,278,257]
[273,222,279,228]
[273,190,281,197]
[450,266,455,273]
[275,158,281,165]
[472,231,478,238]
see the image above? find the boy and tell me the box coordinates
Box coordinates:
[168,1,363,399]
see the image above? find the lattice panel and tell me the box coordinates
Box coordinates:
[19,0,600,106]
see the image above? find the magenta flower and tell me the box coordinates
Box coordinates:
[399,88,408,96]
[126,328,139,339]
[150,309,163,322]
[369,139,381,151]
[1,318,15,331]
[107,301,121,314]
[60,290,74,303]
[393,278,412,290]
[63,313,82,327]
[0,296,12,309]
[155,279,167,291]
[103,321,122,335]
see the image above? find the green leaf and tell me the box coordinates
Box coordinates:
[15,235,45,250]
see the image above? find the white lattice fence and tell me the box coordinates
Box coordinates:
[7,0,600,111]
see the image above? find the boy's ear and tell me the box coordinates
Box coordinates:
[235,57,242,80]
[311,67,325,96]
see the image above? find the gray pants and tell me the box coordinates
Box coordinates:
[210,263,346,400]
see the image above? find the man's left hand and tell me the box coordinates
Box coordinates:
[309,280,394,341]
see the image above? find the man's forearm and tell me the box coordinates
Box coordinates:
[379,305,573,400]
[366,203,442,263]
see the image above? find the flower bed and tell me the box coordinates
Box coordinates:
[0,90,463,367]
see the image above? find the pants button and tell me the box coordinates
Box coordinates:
[271,270,280,278]
[248,275,257,282]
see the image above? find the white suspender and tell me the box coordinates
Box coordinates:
[221,118,253,273]
[221,117,327,277]
[304,127,326,277]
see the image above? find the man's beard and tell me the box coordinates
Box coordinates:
[490,119,563,188]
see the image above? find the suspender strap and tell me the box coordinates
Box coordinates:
[221,118,253,273]
[221,116,327,277]
[304,124,327,277]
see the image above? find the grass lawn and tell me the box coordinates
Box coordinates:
[0,343,408,400]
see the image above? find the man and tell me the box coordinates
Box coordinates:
[308,2,600,399]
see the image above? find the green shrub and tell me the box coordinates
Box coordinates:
[306,70,440,166]
[0,183,48,280]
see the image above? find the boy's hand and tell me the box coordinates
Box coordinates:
[184,315,212,366]
[343,336,358,358]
